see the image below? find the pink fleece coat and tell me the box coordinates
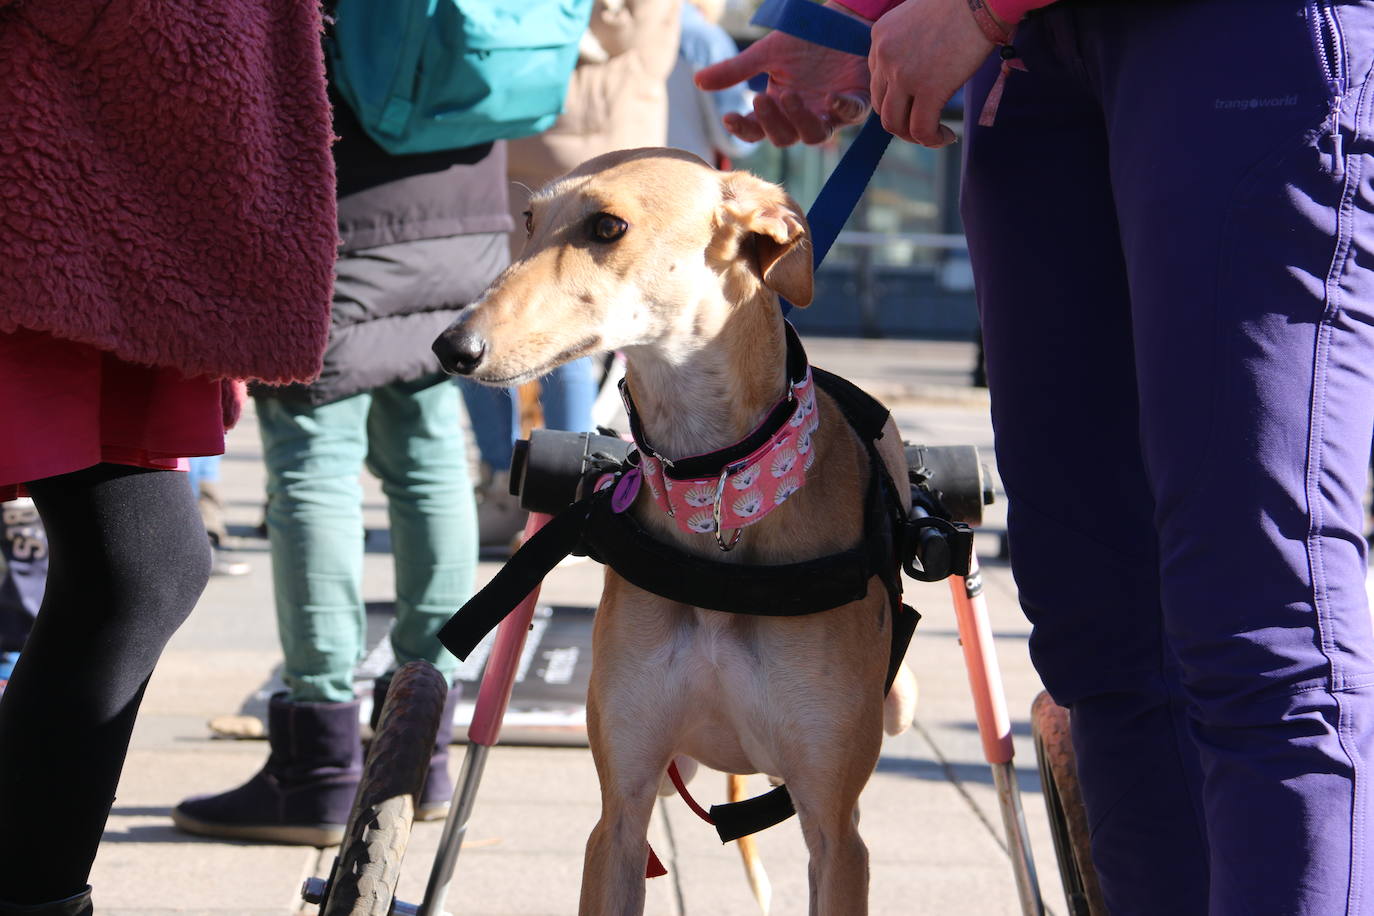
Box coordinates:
[0,0,338,387]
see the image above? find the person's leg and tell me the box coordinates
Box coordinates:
[457,380,518,473]
[962,14,1209,913]
[0,499,46,665]
[539,356,598,433]
[185,454,220,499]
[458,379,526,547]
[365,375,476,683]
[0,465,209,905]
[1078,2,1374,911]
[365,375,475,813]
[171,394,369,845]
[259,394,372,703]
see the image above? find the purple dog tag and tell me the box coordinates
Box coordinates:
[611,468,642,513]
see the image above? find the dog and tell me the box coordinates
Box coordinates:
[434,147,917,915]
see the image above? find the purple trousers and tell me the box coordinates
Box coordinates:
[962,1,1374,912]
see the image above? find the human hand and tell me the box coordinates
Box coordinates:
[693,3,872,147]
[870,0,1000,147]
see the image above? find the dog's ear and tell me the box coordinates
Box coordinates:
[720,173,814,308]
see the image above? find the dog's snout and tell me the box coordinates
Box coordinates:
[433,328,487,376]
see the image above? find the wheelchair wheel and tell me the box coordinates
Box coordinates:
[321,660,449,916]
[1031,690,1107,916]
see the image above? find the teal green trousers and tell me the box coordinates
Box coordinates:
[256,376,475,702]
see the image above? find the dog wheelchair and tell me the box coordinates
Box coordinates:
[298,430,1071,916]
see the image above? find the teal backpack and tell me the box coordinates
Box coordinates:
[327,0,594,156]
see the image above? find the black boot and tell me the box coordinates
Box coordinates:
[172,693,362,846]
[371,675,461,821]
[0,886,92,915]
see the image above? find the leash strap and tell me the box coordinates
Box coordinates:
[751,0,873,57]
[748,0,893,316]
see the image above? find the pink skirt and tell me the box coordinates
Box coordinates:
[0,327,225,501]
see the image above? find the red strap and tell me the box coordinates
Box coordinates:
[668,760,716,825]
[644,761,719,879]
[978,49,1027,127]
[645,845,668,879]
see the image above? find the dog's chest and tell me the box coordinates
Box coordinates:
[658,610,800,776]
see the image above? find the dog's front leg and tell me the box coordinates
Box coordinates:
[792,779,871,916]
[578,776,660,916]
[578,689,674,916]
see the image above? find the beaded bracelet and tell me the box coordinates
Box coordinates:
[968,0,1025,127]
[968,0,1013,45]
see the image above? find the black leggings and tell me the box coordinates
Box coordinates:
[0,465,209,904]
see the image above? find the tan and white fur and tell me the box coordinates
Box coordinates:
[434,148,916,915]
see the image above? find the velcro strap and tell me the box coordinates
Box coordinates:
[586,502,873,616]
[710,784,797,843]
[887,602,921,693]
[437,500,592,660]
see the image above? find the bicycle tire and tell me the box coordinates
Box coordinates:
[1031,690,1108,916]
[321,660,450,916]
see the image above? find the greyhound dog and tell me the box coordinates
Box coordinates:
[434,147,917,915]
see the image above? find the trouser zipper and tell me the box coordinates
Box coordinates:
[1312,0,1348,177]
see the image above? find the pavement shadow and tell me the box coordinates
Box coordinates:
[103,808,212,846]
[950,719,1034,738]
[102,823,282,846]
[875,754,1043,795]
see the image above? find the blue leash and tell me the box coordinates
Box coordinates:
[747,0,892,315]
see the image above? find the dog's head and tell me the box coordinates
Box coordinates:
[433,147,812,384]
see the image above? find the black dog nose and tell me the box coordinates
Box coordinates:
[433,328,486,375]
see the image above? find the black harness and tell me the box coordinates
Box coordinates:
[437,341,925,843]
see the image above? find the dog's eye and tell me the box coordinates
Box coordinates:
[523,210,533,237]
[589,213,627,243]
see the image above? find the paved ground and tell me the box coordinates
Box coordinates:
[89,334,1073,915]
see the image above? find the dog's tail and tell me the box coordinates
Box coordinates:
[883,662,919,736]
[729,774,772,915]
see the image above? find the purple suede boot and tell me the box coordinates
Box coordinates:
[171,693,362,846]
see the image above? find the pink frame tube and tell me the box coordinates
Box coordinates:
[466,512,551,747]
[947,552,1015,765]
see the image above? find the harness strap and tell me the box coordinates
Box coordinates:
[436,375,921,847]
[436,499,594,661]
[583,502,874,615]
[662,760,800,845]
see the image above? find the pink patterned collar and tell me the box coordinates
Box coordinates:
[615,322,819,550]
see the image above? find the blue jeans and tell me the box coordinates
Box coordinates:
[186,454,220,498]
[964,2,1374,912]
[256,376,476,702]
[459,356,599,473]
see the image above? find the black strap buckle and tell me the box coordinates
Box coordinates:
[900,515,974,582]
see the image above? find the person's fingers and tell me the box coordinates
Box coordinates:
[877,87,914,142]
[722,110,766,143]
[752,92,801,147]
[827,92,870,126]
[780,91,834,145]
[871,73,887,125]
[907,100,955,148]
[695,38,770,92]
